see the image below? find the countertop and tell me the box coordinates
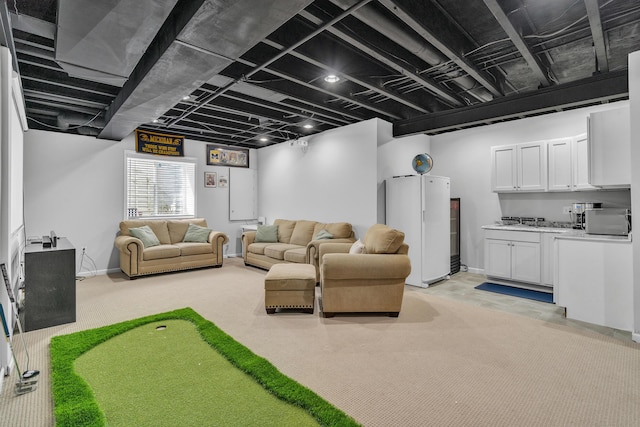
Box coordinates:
[482,224,632,242]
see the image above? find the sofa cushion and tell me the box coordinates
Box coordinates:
[175,242,213,256]
[121,220,171,244]
[247,243,271,255]
[167,218,208,243]
[143,244,181,260]
[274,219,296,243]
[183,224,211,243]
[363,224,405,254]
[264,244,303,260]
[289,220,317,246]
[255,225,278,243]
[283,247,307,263]
[129,225,161,248]
[313,222,353,240]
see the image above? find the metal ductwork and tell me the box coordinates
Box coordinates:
[330,0,494,102]
[54,0,314,141]
[55,0,179,86]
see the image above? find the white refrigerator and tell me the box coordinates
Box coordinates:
[386,175,451,287]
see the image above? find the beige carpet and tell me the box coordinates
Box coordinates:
[1,257,639,426]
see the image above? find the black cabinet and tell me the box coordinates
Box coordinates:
[23,238,76,331]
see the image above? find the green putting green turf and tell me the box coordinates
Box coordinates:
[50,308,359,427]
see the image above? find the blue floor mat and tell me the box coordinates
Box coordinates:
[475,282,554,303]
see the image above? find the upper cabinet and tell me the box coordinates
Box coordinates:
[547,137,572,191]
[588,106,631,188]
[491,142,547,192]
[547,134,597,192]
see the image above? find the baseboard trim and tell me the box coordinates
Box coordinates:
[632,332,640,343]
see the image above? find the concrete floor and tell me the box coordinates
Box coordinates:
[408,271,633,343]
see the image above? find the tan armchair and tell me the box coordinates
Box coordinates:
[319,224,411,318]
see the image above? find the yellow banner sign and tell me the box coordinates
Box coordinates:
[135,129,184,157]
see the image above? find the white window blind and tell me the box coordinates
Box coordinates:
[125,153,196,219]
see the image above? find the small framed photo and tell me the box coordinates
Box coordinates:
[204,172,217,188]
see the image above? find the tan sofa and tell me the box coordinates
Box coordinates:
[115,218,228,279]
[242,219,356,281]
[319,224,411,317]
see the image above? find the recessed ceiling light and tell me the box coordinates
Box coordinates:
[181,95,191,101]
[303,123,313,129]
[259,137,268,142]
[152,118,160,123]
[324,74,340,83]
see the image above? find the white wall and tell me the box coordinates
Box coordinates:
[629,51,640,343]
[0,47,27,388]
[23,130,256,274]
[257,119,380,238]
[430,100,632,272]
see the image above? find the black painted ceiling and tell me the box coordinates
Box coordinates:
[3,0,639,147]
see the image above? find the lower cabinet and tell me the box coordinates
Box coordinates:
[555,237,632,331]
[484,230,541,285]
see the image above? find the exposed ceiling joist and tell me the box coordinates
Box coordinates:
[483,0,553,87]
[394,70,627,136]
[584,0,609,73]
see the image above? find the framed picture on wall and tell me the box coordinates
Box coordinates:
[206,144,249,168]
[204,172,217,188]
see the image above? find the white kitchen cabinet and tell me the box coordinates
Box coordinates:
[541,232,563,286]
[547,137,572,191]
[588,106,631,188]
[572,133,597,190]
[491,142,546,192]
[547,134,597,192]
[484,229,541,284]
[491,145,516,191]
[555,236,632,331]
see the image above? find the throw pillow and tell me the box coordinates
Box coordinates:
[255,224,278,243]
[349,239,366,254]
[314,229,334,240]
[129,225,161,248]
[183,223,212,243]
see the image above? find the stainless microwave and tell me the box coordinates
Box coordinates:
[585,208,631,236]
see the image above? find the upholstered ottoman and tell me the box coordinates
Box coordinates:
[264,264,316,314]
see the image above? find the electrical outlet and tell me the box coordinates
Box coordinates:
[562,206,572,215]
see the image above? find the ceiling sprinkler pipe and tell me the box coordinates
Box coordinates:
[330,0,494,101]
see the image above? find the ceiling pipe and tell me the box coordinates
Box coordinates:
[329,0,494,102]
[56,112,105,131]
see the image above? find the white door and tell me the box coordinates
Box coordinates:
[517,142,547,191]
[511,241,541,284]
[547,138,572,191]
[491,145,517,192]
[484,239,511,279]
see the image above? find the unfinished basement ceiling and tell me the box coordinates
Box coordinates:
[4,0,640,147]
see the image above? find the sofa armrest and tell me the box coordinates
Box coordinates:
[208,231,228,264]
[306,238,355,264]
[208,231,229,247]
[321,253,411,281]
[115,235,143,256]
[241,231,257,260]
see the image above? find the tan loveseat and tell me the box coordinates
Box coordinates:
[115,218,228,279]
[319,224,411,317]
[242,219,356,281]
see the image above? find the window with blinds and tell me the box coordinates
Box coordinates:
[125,153,196,219]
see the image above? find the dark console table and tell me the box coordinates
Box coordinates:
[23,238,76,331]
